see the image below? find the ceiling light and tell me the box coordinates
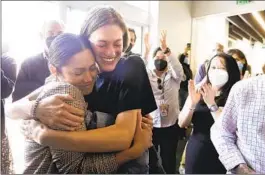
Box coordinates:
[252,11,265,32]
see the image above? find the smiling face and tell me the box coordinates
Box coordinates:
[51,49,98,95]
[89,24,123,72]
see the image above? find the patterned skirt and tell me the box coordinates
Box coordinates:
[1,132,13,174]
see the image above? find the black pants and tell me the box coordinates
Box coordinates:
[149,122,180,174]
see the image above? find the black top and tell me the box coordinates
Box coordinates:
[85,55,157,117]
[185,99,226,173]
[179,53,193,91]
[84,55,157,173]
[1,54,17,137]
[12,53,50,102]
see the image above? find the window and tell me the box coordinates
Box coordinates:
[2,1,60,67]
[65,7,87,34]
[2,1,60,173]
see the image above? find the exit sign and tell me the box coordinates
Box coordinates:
[237,0,251,5]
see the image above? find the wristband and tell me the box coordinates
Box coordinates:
[30,98,41,121]
[209,104,219,112]
[163,47,170,54]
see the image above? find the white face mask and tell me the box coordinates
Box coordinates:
[208,69,229,89]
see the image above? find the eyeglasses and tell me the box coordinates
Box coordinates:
[157,78,163,90]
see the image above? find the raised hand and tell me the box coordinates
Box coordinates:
[188,80,201,106]
[200,83,216,107]
[144,33,151,57]
[160,30,167,52]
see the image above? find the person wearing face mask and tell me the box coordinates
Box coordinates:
[194,43,224,85]
[178,53,241,174]
[143,30,184,174]
[227,49,250,79]
[12,19,65,102]
[179,43,193,110]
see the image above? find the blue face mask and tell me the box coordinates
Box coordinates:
[237,61,244,72]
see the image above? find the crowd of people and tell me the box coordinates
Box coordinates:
[1,4,265,174]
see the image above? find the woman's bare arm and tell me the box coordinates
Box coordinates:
[178,97,196,128]
[5,86,43,120]
[24,109,138,152]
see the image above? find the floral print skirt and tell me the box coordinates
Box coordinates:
[1,132,13,174]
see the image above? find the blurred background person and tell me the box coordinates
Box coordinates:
[1,41,17,174]
[144,30,184,174]
[179,43,193,110]
[12,19,65,102]
[124,28,140,57]
[227,48,250,79]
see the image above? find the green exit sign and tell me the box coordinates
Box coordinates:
[237,0,251,5]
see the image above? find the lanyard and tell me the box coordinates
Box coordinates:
[161,72,167,100]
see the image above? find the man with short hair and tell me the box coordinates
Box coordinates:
[211,75,265,174]
[124,28,140,57]
[12,20,65,102]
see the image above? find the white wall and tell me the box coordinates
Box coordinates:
[190,1,265,75]
[192,1,265,18]
[157,1,192,56]
[190,15,229,73]
[60,1,149,25]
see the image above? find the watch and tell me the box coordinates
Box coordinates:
[209,104,219,112]
[163,47,170,54]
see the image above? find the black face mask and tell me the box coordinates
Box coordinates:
[154,59,168,71]
[125,43,133,53]
[45,36,57,49]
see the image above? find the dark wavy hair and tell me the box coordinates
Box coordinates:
[205,53,241,106]
[227,49,249,75]
[48,33,95,71]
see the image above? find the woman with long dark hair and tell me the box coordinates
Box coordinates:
[178,53,241,173]
[227,49,250,79]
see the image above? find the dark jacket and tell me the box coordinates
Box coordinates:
[12,53,50,102]
[1,54,17,136]
[179,53,193,91]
